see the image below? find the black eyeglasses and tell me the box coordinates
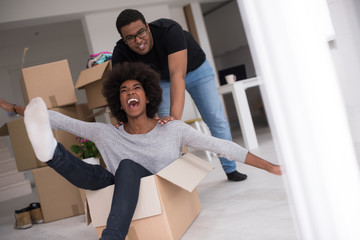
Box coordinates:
[124,27,148,44]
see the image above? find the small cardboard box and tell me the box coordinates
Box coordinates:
[20,59,78,108]
[32,166,85,223]
[75,61,112,110]
[90,107,118,125]
[86,153,214,240]
[0,104,94,171]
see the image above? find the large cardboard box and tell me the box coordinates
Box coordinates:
[0,118,46,170]
[49,104,95,153]
[32,166,84,222]
[20,59,78,108]
[75,61,112,110]
[86,153,214,240]
[0,104,94,171]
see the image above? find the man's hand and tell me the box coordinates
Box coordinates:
[157,116,176,125]
[114,121,124,128]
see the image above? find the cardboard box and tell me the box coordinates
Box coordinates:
[32,166,84,222]
[75,61,112,109]
[20,59,78,108]
[90,107,118,125]
[0,118,46,170]
[86,153,214,240]
[0,104,94,171]
[50,104,95,153]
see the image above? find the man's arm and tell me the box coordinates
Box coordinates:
[167,49,187,120]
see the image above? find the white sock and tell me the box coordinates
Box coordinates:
[24,97,57,162]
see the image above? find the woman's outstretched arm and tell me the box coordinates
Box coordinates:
[0,98,25,116]
[179,121,283,175]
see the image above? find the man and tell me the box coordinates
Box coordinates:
[111,9,247,181]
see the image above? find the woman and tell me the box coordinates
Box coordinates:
[0,62,281,240]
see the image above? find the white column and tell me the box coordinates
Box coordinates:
[190,2,227,120]
[237,0,360,239]
[190,2,218,87]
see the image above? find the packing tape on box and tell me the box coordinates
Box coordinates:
[72,204,80,216]
[21,47,29,69]
[49,95,58,108]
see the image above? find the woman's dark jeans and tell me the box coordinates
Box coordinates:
[47,143,152,240]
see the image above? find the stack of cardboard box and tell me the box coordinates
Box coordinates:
[75,60,117,124]
[75,60,111,110]
[0,59,95,223]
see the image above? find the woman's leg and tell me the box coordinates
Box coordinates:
[47,143,114,190]
[100,159,153,240]
[24,97,114,190]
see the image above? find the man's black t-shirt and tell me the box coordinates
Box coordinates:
[112,18,206,80]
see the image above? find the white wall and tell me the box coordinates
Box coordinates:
[0,20,90,121]
[81,11,121,54]
[328,0,360,110]
[169,6,189,31]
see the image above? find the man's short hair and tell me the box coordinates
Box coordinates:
[102,62,162,123]
[116,9,146,37]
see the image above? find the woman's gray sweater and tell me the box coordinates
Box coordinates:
[49,110,248,175]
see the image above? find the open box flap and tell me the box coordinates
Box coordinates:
[86,175,161,227]
[132,175,162,221]
[75,61,111,89]
[156,152,214,192]
[86,184,114,227]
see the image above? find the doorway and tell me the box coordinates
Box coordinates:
[200,0,267,132]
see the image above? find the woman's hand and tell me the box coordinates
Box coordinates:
[0,98,25,116]
[157,116,176,125]
[0,98,11,113]
[0,98,6,107]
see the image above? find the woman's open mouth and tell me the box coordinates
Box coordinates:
[127,98,139,108]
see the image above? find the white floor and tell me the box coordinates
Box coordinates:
[0,124,299,240]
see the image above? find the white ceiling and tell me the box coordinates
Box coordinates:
[0,20,84,49]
